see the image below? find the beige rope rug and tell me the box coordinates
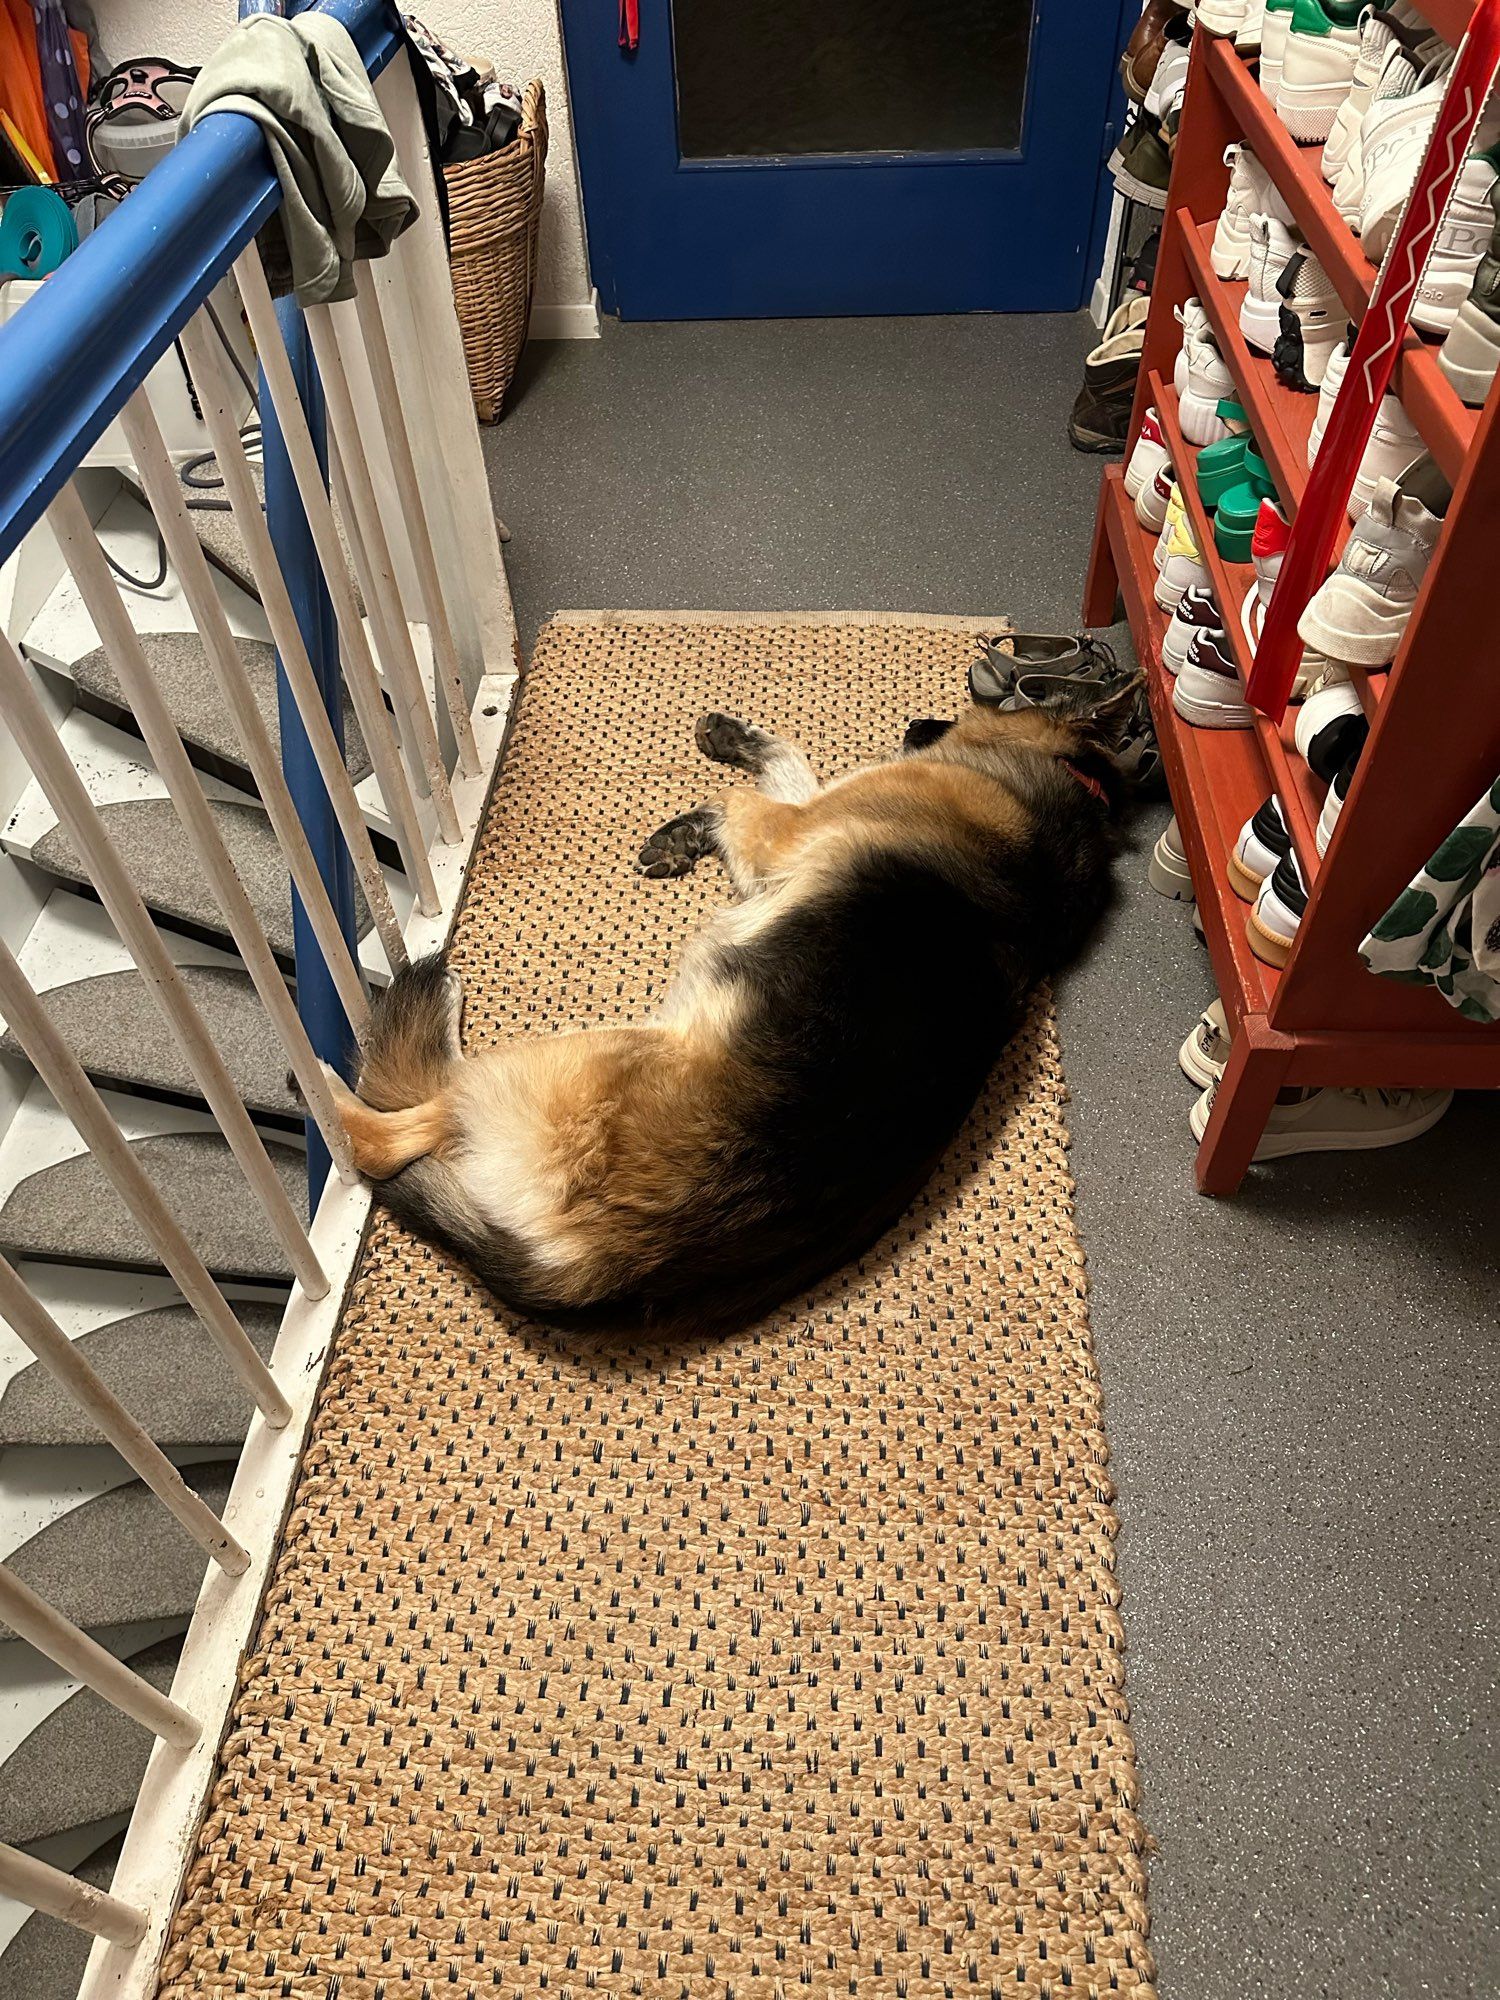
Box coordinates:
[160,613,1154,2000]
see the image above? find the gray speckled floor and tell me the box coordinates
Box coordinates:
[486,316,1498,2000]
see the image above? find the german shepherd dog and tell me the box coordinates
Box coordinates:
[322,679,1138,1331]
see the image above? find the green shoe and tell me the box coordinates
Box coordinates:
[1196,434,1254,509]
[1215,463,1276,562]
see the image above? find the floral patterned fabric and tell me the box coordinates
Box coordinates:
[1361,774,1500,1023]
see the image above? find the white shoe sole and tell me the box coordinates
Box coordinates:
[1298,577,1414,667]
[1173,676,1254,727]
[1239,289,1282,354]
[1191,1088,1452,1153]
[1439,299,1500,406]
[1275,76,1353,144]
[1178,388,1230,446]
[1149,829,1195,900]
[1178,1026,1227,1090]
[1211,213,1253,281]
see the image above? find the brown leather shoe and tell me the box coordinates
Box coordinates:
[1120,0,1190,103]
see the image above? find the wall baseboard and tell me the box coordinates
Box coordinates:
[529,290,602,340]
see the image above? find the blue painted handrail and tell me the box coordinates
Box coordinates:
[0,0,411,1205]
[0,0,402,565]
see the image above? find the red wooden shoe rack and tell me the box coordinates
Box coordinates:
[1083,8,1500,1194]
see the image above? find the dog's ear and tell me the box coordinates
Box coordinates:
[903,717,955,752]
[1076,675,1146,751]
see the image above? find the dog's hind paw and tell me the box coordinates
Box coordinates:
[638,807,719,879]
[695,712,773,772]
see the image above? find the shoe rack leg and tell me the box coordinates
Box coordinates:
[1194,1020,1293,1196]
[1083,477,1122,626]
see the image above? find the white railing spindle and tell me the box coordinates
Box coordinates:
[301,302,461,843]
[347,267,480,774]
[46,480,362,1175]
[116,394,372,1025]
[0,1251,249,1573]
[234,248,456,887]
[0,1843,147,1948]
[0,1564,204,1747]
[0,642,325,1303]
[177,311,442,923]
[0,935,299,1417]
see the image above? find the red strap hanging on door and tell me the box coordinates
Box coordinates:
[619,0,639,52]
[1246,0,1500,722]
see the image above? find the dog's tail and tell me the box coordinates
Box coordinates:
[335,953,461,1180]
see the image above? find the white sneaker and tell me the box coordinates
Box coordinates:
[1360,48,1454,260]
[1212,143,1295,279]
[1294,675,1366,776]
[1321,1,1438,182]
[1315,753,1357,854]
[1174,626,1254,724]
[1348,392,1422,518]
[1147,37,1194,120]
[1138,462,1177,532]
[1238,0,1267,50]
[1149,815,1195,899]
[1277,0,1365,144]
[1164,583,1225,673]
[1155,514,1213,610]
[1179,998,1230,1087]
[1410,140,1500,334]
[1197,0,1250,33]
[1307,327,1353,465]
[1259,0,1298,100]
[1179,329,1235,445]
[1190,1080,1452,1154]
[1173,296,1213,398]
[1298,455,1450,665]
[1241,213,1303,353]
[1125,405,1172,506]
[1228,793,1291,899]
[1275,247,1344,386]
[1247,850,1308,965]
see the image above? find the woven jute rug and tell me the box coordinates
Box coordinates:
[160,613,1154,2000]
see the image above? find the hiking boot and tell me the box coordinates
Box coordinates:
[1068,325,1144,451]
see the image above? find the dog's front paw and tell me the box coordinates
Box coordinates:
[695,712,770,772]
[638,807,718,879]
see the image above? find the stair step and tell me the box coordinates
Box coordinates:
[122,451,365,614]
[1,969,297,1124]
[0,1462,233,1639]
[0,1300,282,1448]
[59,628,372,793]
[0,1078,302,1284]
[0,1634,182,1846]
[0,1831,123,2000]
[1,711,385,970]
[0,891,296,1121]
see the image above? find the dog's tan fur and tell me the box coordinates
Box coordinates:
[325,686,1132,1329]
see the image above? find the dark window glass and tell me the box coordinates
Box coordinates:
[673,0,1035,159]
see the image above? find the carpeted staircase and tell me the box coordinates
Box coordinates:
[0,466,376,1997]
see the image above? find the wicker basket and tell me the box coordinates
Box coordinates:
[443,78,548,423]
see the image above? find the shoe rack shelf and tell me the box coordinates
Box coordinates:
[1085,5,1500,1194]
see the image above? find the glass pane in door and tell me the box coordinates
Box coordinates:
[673,0,1035,159]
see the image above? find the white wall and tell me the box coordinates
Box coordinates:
[99,0,597,333]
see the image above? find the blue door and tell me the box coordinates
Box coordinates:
[559,0,1130,320]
